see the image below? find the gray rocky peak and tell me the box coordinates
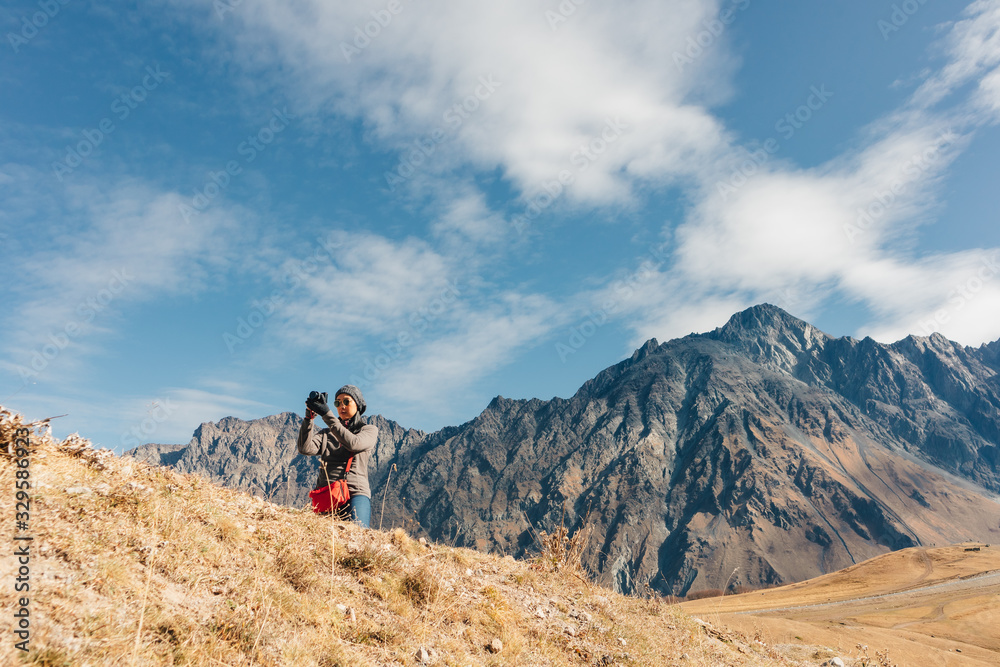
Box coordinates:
[128,304,1000,597]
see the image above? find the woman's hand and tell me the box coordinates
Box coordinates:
[306,391,330,416]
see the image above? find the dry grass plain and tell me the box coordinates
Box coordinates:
[681,544,1000,666]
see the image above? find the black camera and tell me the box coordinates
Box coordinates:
[308,391,328,404]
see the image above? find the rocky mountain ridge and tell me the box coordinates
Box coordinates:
[128,412,424,508]
[129,304,1000,596]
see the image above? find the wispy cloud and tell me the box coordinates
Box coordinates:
[117,387,276,448]
[0,172,248,384]
[6,0,998,453]
[431,187,509,249]
[910,0,1000,117]
[249,225,571,407]
[847,250,1000,344]
[31,386,276,451]
[163,0,1000,353]
[272,232,457,355]
[609,1,1000,346]
[171,0,732,209]
[371,291,566,417]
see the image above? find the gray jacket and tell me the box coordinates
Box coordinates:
[297,412,378,499]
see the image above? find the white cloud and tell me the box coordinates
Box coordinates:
[5,385,273,452]
[274,232,457,354]
[614,3,1000,347]
[846,250,1000,342]
[175,0,732,207]
[173,0,1000,352]
[647,117,997,343]
[431,187,508,247]
[370,291,566,415]
[679,173,854,291]
[264,226,572,407]
[628,291,751,348]
[1,175,245,376]
[123,387,275,447]
[674,117,963,288]
[911,0,1000,118]
[114,389,272,452]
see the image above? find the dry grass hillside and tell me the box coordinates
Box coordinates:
[681,544,1000,666]
[1,406,809,667]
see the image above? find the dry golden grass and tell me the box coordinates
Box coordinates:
[0,406,808,666]
[681,544,1000,666]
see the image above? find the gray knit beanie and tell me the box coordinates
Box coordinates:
[335,384,366,416]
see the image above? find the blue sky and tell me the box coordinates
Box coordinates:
[3,0,999,451]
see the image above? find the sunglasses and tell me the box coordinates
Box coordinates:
[334,398,354,407]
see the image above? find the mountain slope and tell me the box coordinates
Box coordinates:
[374,308,1000,595]
[130,304,1000,597]
[2,406,793,667]
[705,305,1000,491]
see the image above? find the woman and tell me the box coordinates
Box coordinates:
[298,385,378,527]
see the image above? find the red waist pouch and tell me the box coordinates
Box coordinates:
[309,457,352,513]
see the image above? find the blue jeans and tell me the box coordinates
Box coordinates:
[337,495,371,528]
